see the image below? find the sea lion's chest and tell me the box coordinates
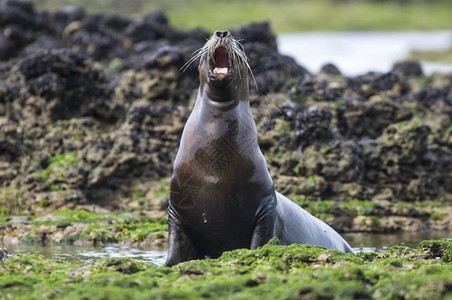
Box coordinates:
[170,130,259,211]
[170,116,272,217]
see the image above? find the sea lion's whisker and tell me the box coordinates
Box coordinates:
[248,65,258,91]
[228,48,239,78]
[181,46,208,71]
[181,50,204,67]
[231,42,257,90]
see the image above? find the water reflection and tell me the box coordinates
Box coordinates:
[278,31,452,75]
[1,231,450,265]
[0,243,167,266]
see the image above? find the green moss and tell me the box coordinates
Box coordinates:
[356,201,377,216]
[60,234,79,245]
[39,198,50,208]
[0,214,10,224]
[104,57,123,74]
[370,216,381,227]
[396,120,410,127]
[288,198,337,221]
[55,209,103,223]
[293,164,300,176]
[130,185,143,199]
[289,196,392,221]
[419,240,452,262]
[28,210,168,245]
[358,216,381,228]
[431,211,449,221]
[49,184,61,191]
[266,143,293,161]
[1,240,451,299]
[306,176,317,186]
[153,186,170,200]
[37,150,81,183]
[0,185,30,216]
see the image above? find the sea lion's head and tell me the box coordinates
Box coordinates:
[183,30,255,102]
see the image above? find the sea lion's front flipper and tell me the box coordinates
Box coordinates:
[165,203,198,266]
[249,196,277,249]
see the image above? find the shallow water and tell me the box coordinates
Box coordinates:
[1,243,168,265]
[2,231,450,266]
[277,30,452,76]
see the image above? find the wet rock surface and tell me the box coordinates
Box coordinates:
[1,1,451,246]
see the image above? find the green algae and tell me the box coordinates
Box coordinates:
[0,185,30,217]
[1,240,451,300]
[37,151,82,183]
[13,209,168,246]
[287,193,450,228]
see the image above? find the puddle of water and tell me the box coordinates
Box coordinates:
[277,30,452,76]
[0,243,167,266]
[78,245,167,265]
[1,230,450,264]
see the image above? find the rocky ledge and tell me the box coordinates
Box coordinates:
[1,1,451,246]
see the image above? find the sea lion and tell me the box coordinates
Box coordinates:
[165,30,354,266]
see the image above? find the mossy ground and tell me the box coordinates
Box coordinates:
[1,239,451,299]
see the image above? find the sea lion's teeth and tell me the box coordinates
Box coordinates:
[214,67,228,74]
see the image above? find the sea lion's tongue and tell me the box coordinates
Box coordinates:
[214,67,228,74]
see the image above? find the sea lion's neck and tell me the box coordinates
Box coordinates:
[176,85,257,162]
[200,83,242,110]
[173,71,258,174]
[195,85,255,138]
[202,80,249,104]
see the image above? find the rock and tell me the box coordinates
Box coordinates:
[43,6,86,37]
[346,71,410,98]
[86,104,188,203]
[0,1,37,29]
[115,47,193,103]
[336,96,413,139]
[0,1,451,235]
[391,61,423,77]
[0,24,33,60]
[232,22,277,51]
[245,42,309,94]
[265,100,333,149]
[123,11,169,47]
[66,15,128,61]
[0,248,8,261]
[320,63,342,76]
[6,48,120,122]
[291,77,343,102]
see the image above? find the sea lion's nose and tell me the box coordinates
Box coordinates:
[215,30,230,38]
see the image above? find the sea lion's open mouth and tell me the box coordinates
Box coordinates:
[210,46,231,76]
[181,29,256,90]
